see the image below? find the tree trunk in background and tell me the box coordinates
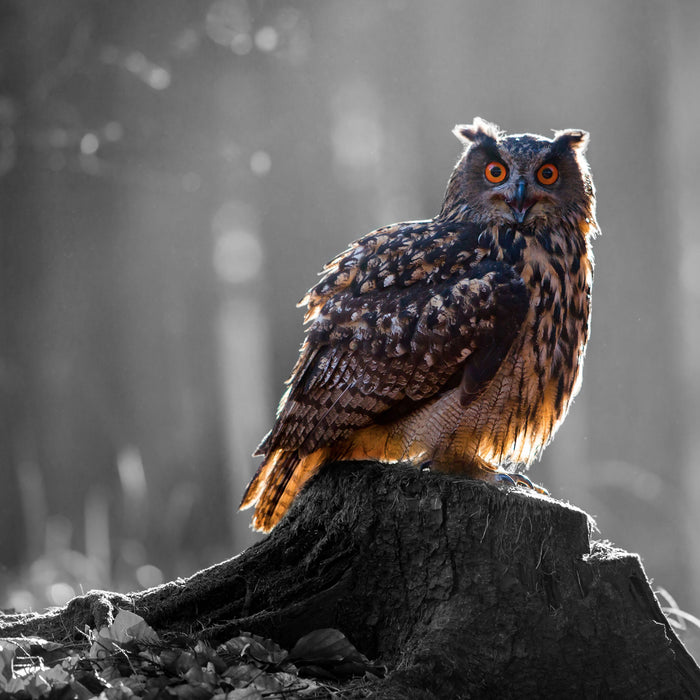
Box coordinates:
[0,1,232,593]
[668,1,700,664]
[0,2,34,568]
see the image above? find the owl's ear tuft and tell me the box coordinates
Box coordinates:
[453,117,502,146]
[553,129,590,154]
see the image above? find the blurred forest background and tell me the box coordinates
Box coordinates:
[1,0,700,657]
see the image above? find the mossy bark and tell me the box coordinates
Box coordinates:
[2,461,699,698]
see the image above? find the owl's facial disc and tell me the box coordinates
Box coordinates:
[505,177,540,224]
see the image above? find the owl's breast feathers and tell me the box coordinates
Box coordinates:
[241,216,594,531]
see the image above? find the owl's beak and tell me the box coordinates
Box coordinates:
[506,177,537,224]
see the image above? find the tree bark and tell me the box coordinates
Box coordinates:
[2,461,699,698]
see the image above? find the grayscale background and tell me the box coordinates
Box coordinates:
[1,0,699,659]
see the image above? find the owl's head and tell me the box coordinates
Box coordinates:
[441,117,596,234]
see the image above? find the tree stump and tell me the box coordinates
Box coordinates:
[2,461,699,698]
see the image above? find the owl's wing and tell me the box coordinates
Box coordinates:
[257,220,529,458]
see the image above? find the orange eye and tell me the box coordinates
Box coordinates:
[484,161,508,184]
[537,163,559,185]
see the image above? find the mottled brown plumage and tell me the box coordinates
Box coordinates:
[241,117,598,532]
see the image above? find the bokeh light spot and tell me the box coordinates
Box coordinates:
[124,51,147,74]
[212,201,263,284]
[255,26,278,52]
[146,66,171,90]
[136,564,164,590]
[332,113,381,170]
[250,150,271,176]
[6,589,35,613]
[49,582,76,606]
[80,133,99,155]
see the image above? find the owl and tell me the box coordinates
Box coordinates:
[241,117,598,533]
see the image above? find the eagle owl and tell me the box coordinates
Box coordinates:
[241,117,598,532]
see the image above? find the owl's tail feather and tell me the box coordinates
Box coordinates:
[240,448,329,533]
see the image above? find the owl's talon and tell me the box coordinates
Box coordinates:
[511,472,549,495]
[494,473,517,487]
[513,472,534,488]
[493,471,549,495]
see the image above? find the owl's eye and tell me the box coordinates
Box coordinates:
[484,162,508,184]
[537,163,559,186]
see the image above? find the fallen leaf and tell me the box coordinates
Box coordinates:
[41,664,71,683]
[89,628,118,665]
[288,629,386,680]
[194,641,227,674]
[159,647,181,672]
[219,634,287,666]
[175,651,199,675]
[25,672,51,699]
[184,663,205,684]
[0,641,18,681]
[109,609,160,645]
[249,671,285,692]
[288,628,364,665]
[101,684,137,700]
[225,688,264,700]
[222,662,261,684]
[2,676,28,694]
[168,681,215,699]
